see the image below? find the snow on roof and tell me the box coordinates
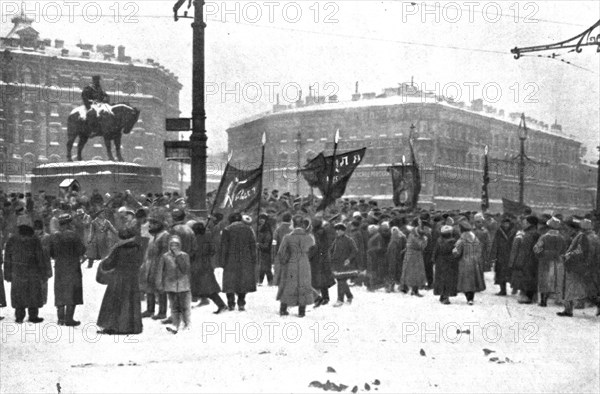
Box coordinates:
[230,93,581,144]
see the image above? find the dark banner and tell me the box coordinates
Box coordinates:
[301,147,367,211]
[387,164,418,209]
[502,197,531,216]
[211,163,262,216]
[408,138,421,209]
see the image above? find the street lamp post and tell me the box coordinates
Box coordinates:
[596,145,600,214]
[189,0,207,216]
[518,114,528,206]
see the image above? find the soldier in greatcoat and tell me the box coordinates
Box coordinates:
[49,214,86,326]
[4,215,51,323]
[220,212,257,311]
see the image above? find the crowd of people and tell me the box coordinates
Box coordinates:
[1,187,599,336]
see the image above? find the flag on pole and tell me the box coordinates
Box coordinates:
[408,128,421,210]
[481,145,490,212]
[211,162,262,217]
[300,147,367,211]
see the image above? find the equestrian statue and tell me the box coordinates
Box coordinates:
[66,75,140,162]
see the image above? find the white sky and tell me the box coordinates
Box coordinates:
[1,0,599,160]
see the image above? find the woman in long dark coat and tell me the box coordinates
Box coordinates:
[191,221,227,314]
[490,216,516,295]
[386,227,406,292]
[277,216,315,317]
[433,225,458,304]
[309,218,335,307]
[368,223,392,291]
[97,228,144,335]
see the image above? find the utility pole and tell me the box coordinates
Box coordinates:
[596,145,600,214]
[296,131,301,196]
[189,0,207,216]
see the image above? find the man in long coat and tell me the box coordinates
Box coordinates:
[558,219,600,317]
[4,215,51,323]
[510,215,540,304]
[490,216,516,295]
[169,208,198,310]
[329,223,358,307]
[277,216,315,316]
[220,212,257,311]
[49,214,87,326]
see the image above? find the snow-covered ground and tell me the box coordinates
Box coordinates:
[1,268,598,393]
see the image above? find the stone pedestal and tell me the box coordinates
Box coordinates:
[31,161,162,196]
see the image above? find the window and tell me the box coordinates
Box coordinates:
[21,66,33,84]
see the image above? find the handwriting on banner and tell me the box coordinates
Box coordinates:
[235,186,257,202]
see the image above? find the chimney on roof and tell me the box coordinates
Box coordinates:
[118,45,125,61]
[147,58,154,64]
[81,51,90,58]
[61,48,69,56]
[54,39,64,49]
[471,99,483,112]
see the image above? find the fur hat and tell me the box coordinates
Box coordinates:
[168,235,182,244]
[440,225,454,234]
[525,215,539,226]
[580,219,593,230]
[546,217,561,230]
[334,223,347,231]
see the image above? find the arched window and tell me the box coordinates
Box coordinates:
[133,157,144,164]
[49,154,61,163]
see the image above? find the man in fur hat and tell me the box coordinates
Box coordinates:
[510,215,540,304]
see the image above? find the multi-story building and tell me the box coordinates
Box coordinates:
[227,84,597,213]
[0,12,182,192]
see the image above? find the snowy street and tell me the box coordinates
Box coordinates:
[1,268,598,393]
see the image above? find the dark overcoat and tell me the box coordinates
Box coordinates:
[4,227,52,308]
[490,225,516,284]
[433,237,458,296]
[308,227,336,290]
[97,238,143,334]
[191,230,221,297]
[49,228,87,306]
[257,225,273,271]
[220,221,257,294]
[453,231,486,293]
[510,225,540,293]
[387,234,406,283]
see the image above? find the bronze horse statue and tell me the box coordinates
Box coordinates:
[66,103,140,162]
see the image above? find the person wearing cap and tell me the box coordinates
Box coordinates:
[473,213,491,273]
[490,216,517,296]
[558,219,600,317]
[510,215,541,304]
[533,217,566,307]
[348,219,367,286]
[189,221,227,314]
[256,213,274,286]
[433,225,458,304]
[309,218,336,307]
[156,235,192,333]
[220,212,258,311]
[96,227,143,335]
[329,222,359,307]
[387,226,407,293]
[367,222,392,292]
[49,214,87,326]
[4,215,52,323]
[277,216,315,317]
[452,220,485,305]
[87,209,117,269]
[400,218,429,297]
[139,214,170,320]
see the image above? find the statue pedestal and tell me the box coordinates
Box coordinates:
[31,161,162,196]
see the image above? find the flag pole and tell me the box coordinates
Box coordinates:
[482,145,490,213]
[256,132,266,236]
[324,129,340,210]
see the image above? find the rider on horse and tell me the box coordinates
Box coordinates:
[81,75,110,138]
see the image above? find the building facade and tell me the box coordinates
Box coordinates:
[0,12,182,192]
[227,84,597,213]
